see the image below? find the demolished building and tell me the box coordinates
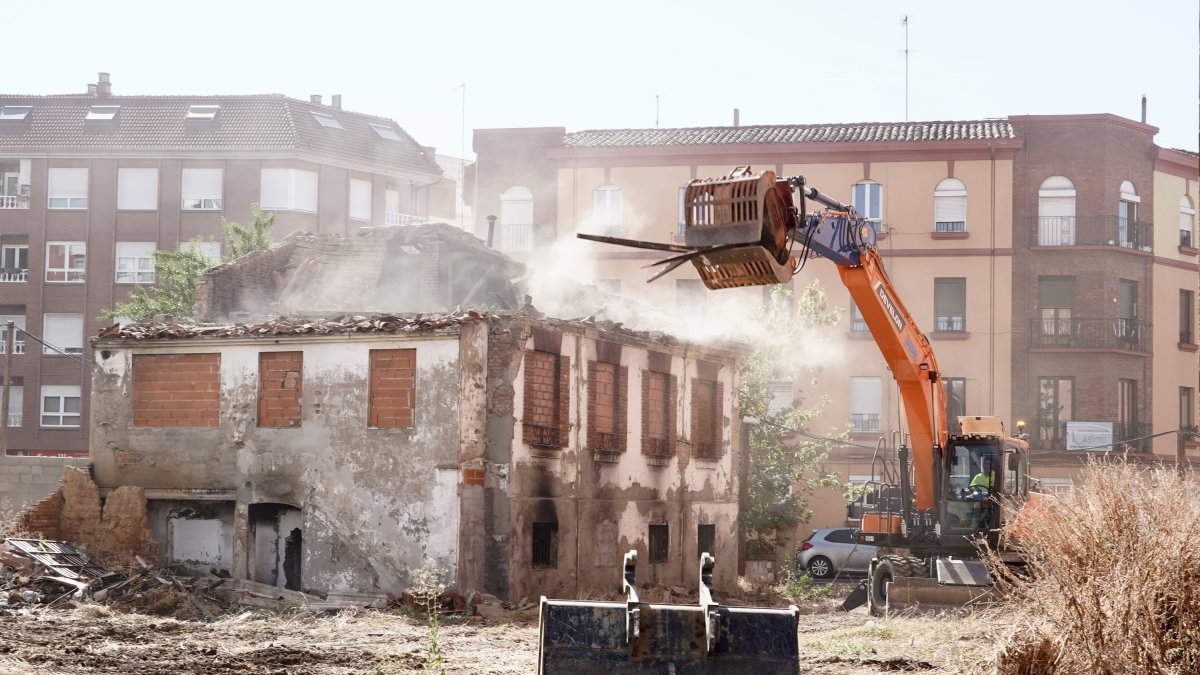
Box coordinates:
[84,224,746,601]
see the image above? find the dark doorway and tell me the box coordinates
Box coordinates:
[249,503,303,590]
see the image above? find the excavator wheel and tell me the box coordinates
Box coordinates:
[867,555,927,617]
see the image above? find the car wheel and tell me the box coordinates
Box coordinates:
[807,556,833,579]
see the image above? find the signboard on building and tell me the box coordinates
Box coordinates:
[1066,421,1114,451]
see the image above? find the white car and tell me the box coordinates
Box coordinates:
[797,527,878,579]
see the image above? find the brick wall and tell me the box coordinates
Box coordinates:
[258,351,302,427]
[522,350,570,447]
[0,456,90,520]
[641,370,678,456]
[133,354,220,427]
[587,361,628,451]
[691,378,724,459]
[193,238,299,321]
[368,349,416,428]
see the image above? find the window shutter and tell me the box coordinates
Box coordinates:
[350,179,372,221]
[1182,211,1195,236]
[260,169,289,209]
[501,197,533,225]
[117,168,158,210]
[294,170,318,213]
[48,168,88,198]
[849,377,881,416]
[1038,277,1076,308]
[934,278,966,316]
[43,314,83,352]
[934,194,965,223]
[182,169,223,201]
[1038,196,1074,219]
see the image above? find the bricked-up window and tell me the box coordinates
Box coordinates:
[642,361,678,457]
[588,345,627,452]
[691,376,723,459]
[532,522,558,569]
[697,524,716,558]
[133,354,220,427]
[649,523,669,564]
[368,349,416,428]
[523,340,570,448]
[258,352,302,428]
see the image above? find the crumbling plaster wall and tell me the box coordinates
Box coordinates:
[90,332,469,596]
[501,320,742,601]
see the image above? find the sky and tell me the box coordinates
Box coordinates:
[5,0,1197,158]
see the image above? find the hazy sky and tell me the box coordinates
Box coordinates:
[7,0,1197,157]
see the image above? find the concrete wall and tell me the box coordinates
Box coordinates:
[0,455,90,518]
[90,330,472,596]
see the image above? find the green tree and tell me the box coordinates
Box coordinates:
[102,206,275,322]
[739,282,846,556]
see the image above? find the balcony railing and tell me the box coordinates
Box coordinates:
[0,269,28,282]
[384,212,431,226]
[1182,230,1194,248]
[6,413,20,427]
[500,223,534,253]
[529,424,560,448]
[647,437,670,456]
[850,413,881,433]
[935,315,965,332]
[1032,215,1153,250]
[0,195,29,209]
[935,221,965,233]
[0,339,25,354]
[595,431,616,451]
[1029,318,1151,352]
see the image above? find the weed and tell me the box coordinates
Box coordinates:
[407,559,448,675]
[778,566,831,603]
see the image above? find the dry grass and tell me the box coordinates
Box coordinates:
[989,459,1200,675]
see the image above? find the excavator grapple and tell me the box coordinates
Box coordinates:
[537,551,799,674]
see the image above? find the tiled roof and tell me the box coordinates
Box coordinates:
[0,94,440,174]
[96,311,487,341]
[563,121,1015,148]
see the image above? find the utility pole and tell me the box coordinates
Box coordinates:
[0,320,13,456]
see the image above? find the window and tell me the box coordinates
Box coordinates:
[691,377,721,459]
[677,279,706,316]
[768,380,794,413]
[850,303,869,332]
[934,278,966,332]
[849,376,882,433]
[85,105,118,121]
[532,522,558,568]
[259,352,302,427]
[1037,377,1073,445]
[42,314,83,355]
[1181,197,1196,248]
[48,168,88,209]
[0,316,26,355]
[0,106,31,121]
[1037,176,1076,246]
[943,378,966,435]
[853,180,882,231]
[1118,379,1138,441]
[310,111,343,129]
[1182,388,1196,430]
[40,385,81,427]
[260,168,317,213]
[648,523,669,564]
[499,186,534,252]
[1118,181,1140,248]
[1038,276,1075,339]
[677,186,687,235]
[642,365,676,457]
[934,178,967,232]
[45,242,86,282]
[181,168,223,210]
[847,475,879,518]
[1118,279,1139,343]
[523,348,569,447]
[186,105,220,120]
[179,240,221,264]
[2,245,28,275]
[697,524,716,558]
[133,354,221,427]
[592,185,622,236]
[117,168,158,210]
[1181,290,1195,345]
[370,123,404,141]
[349,179,372,221]
[588,360,626,452]
[4,382,22,427]
[368,349,416,428]
[115,242,156,284]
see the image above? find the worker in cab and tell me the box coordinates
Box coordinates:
[970,456,996,493]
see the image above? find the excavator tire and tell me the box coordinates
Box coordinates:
[867,555,926,617]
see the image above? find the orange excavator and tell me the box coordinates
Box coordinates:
[578,167,1037,616]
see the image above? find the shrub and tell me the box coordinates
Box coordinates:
[990,459,1200,674]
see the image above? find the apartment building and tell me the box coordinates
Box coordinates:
[0,73,445,456]
[471,114,1199,543]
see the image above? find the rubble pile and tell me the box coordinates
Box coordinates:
[98,310,489,341]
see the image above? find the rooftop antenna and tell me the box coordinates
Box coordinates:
[902,15,910,121]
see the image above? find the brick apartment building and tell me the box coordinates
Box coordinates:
[0,73,452,456]
[470,114,1199,545]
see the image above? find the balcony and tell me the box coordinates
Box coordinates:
[1032,215,1153,250]
[850,413,881,433]
[0,195,30,209]
[1029,318,1151,352]
[5,413,20,427]
[0,339,25,355]
[0,268,27,282]
[384,212,431,227]
[498,223,534,253]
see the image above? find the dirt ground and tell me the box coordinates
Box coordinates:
[0,594,1000,675]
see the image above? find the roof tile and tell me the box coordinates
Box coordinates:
[563,120,1015,148]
